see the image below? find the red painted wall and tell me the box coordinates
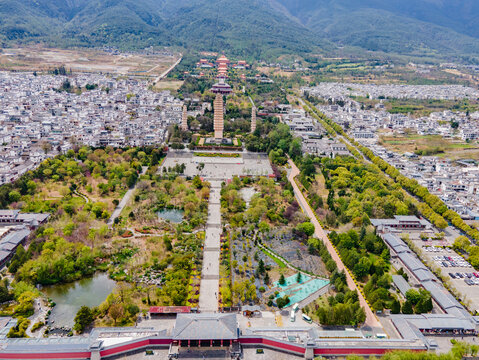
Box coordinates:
[0,352,91,359]
[0,336,425,359]
[239,337,305,354]
[100,338,172,356]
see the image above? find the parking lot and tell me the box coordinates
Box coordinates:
[428,249,479,283]
[420,244,479,312]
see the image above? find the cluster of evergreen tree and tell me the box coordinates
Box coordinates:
[321,156,416,226]
[314,271,366,326]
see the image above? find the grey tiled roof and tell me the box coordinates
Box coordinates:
[172,314,238,340]
[3,337,91,351]
[392,275,411,296]
[382,231,473,328]
[0,228,29,248]
[393,314,476,331]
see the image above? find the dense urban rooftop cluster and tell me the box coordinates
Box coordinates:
[367,144,479,220]
[0,72,182,185]
[303,92,479,220]
[280,105,350,158]
[303,83,479,100]
[318,99,479,142]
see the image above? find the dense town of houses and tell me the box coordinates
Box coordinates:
[279,104,350,158]
[302,83,479,220]
[305,97,479,142]
[0,71,184,185]
[366,142,479,220]
[303,82,479,100]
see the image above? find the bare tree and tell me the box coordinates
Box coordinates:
[40,141,52,155]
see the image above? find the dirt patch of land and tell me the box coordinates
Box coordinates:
[257,66,296,78]
[152,80,184,92]
[0,46,180,77]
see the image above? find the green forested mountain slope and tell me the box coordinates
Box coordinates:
[1,0,479,60]
[274,0,479,57]
[159,0,323,57]
[0,0,321,57]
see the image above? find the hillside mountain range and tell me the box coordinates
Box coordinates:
[276,0,479,58]
[1,0,479,60]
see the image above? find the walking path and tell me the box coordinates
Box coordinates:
[198,180,222,312]
[73,189,89,203]
[26,298,47,338]
[287,158,381,328]
[108,166,148,226]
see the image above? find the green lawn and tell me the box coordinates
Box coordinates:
[261,249,286,268]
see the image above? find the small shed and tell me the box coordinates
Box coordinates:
[241,305,261,318]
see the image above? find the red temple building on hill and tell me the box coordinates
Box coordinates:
[216,55,230,78]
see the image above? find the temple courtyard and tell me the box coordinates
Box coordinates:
[160,150,273,180]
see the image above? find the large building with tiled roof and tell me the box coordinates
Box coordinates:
[0,313,433,359]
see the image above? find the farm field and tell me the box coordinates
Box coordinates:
[379,134,479,159]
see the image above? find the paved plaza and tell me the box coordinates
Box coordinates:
[160,150,273,180]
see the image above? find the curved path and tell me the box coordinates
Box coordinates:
[73,190,89,204]
[108,166,148,226]
[26,298,47,338]
[287,158,381,328]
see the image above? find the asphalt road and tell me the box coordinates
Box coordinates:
[154,56,182,83]
[287,158,381,328]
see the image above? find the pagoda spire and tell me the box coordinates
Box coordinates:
[181,105,188,131]
[214,93,224,139]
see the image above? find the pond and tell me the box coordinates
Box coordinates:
[274,274,330,306]
[239,187,257,208]
[157,208,184,223]
[43,272,116,329]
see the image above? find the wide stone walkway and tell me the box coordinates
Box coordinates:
[199,181,222,312]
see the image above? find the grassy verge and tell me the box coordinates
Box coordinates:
[261,248,286,268]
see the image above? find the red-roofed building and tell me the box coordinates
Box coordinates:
[197,59,213,68]
[217,55,230,78]
[149,306,191,317]
[217,55,230,65]
[235,60,248,69]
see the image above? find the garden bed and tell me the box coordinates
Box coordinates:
[194,152,241,158]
